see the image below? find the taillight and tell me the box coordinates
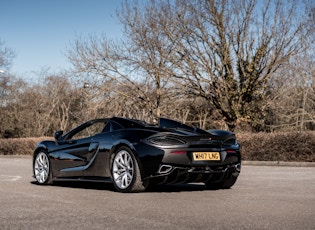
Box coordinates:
[226,150,236,154]
[170,150,187,155]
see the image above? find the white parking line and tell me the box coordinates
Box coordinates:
[0,175,22,181]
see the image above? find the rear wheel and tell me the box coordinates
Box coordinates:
[111,147,146,193]
[205,174,238,190]
[34,151,52,185]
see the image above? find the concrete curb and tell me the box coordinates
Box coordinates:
[243,161,315,167]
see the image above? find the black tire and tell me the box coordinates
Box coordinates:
[205,174,238,190]
[111,147,146,193]
[33,151,53,185]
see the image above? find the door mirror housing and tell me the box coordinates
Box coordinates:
[54,130,63,140]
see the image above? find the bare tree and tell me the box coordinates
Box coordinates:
[67,0,313,131]
[151,0,313,131]
[0,72,91,137]
[267,40,315,131]
[264,2,315,131]
[67,0,180,122]
[0,76,27,137]
[0,40,15,71]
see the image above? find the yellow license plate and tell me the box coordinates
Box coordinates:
[193,152,220,161]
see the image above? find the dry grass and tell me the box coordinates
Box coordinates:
[0,132,314,162]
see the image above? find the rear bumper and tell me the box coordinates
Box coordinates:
[144,162,241,185]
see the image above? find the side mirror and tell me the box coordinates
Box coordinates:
[54,130,63,140]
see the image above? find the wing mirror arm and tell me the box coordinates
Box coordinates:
[54,130,64,141]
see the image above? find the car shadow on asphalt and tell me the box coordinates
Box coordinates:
[147,183,208,193]
[30,180,214,193]
[30,180,116,191]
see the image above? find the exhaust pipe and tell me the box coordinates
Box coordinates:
[232,163,241,176]
[158,165,173,174]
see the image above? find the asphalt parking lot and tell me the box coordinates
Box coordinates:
[0,156,314,230]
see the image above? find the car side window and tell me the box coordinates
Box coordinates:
[101,121,123,133]
[102,122,111,132]
[111,121,123,131]
[71,122,106,140]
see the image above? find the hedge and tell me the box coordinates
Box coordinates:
[238,131,315,162]
[0,132,314,162]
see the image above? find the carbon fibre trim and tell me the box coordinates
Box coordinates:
[145,163,241,185]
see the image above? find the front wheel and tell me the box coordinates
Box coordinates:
[111,147,146,193]
[33,151,52,185]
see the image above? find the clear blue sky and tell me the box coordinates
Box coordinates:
[1,0,123,79]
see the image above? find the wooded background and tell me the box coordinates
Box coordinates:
[0,0,314,138]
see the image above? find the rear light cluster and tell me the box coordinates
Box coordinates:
[170,150,187,155]
[226,150,236,154]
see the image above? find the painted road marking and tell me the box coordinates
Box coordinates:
[0,175,22,181]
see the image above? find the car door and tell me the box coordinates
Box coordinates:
[50,120,105,178]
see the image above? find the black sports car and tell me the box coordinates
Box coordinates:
[33,117,241,192]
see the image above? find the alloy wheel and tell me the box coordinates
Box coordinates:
[34,152,50,184]
[112,149,135,189]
